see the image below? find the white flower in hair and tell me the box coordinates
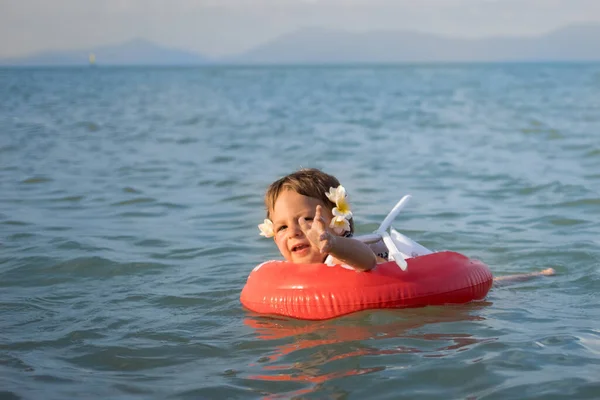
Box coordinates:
[330,215,351,235]
[326,185,352,233]
[325,185,345,204]
[258,219,274,238]
[326,185,352,218]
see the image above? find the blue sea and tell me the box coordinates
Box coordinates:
[1,64,600,399]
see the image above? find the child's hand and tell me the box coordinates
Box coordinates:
[299,205,336,254]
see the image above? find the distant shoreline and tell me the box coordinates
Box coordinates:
[1,23,599,67]
[2,60,600,69]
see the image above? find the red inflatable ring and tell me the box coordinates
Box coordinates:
[240,251,493,320]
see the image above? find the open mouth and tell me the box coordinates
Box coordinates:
[291,244,309,252]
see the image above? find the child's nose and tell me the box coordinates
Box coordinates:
[288,223,302,238]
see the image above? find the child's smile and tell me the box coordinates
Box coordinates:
[270,190,334,264]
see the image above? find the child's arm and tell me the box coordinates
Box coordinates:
[323,235,378,272]
[493,268,555,287]
[299,205,376,272]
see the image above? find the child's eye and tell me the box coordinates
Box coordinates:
[277,225,287,232]
[304,217,313,221]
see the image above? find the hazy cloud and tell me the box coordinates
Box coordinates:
[1,0,599,57]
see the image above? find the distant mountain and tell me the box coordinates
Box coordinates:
[227,22,600,64]
[0,38,210,66]
[3,23,599,67]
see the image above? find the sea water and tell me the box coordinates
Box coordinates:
[1,64,600,399]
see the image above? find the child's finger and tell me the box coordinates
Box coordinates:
[314,205,325,231]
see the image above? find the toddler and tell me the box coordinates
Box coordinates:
[257,168,556,281]
[258,168,379,271]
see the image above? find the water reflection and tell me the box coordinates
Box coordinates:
[244,304,494,398]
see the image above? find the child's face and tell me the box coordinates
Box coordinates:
[270,189,334,264]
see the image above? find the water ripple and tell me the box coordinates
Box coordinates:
[1,64,600,399]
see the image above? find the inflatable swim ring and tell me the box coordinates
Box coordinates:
[241,251,493,320]
[241,195,494,320]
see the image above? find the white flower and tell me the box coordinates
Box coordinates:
[332,205,352,220]
[258,219,274,238]
[326,186,351,215]
[326,185,352,233]
[325,185,347,204]
[330,215,350,235]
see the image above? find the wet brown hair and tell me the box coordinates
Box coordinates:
[264,168,354,233]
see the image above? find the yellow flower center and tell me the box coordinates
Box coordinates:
[336,198,350,214]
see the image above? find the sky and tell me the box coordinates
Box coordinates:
[1,0,600,58]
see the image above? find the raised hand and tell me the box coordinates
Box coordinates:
[299,205,336,254]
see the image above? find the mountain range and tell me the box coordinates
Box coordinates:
[2,23,600,66]
[0,39,208,66]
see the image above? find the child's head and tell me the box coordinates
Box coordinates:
[264,168,354,234]
[261,168,354,264]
